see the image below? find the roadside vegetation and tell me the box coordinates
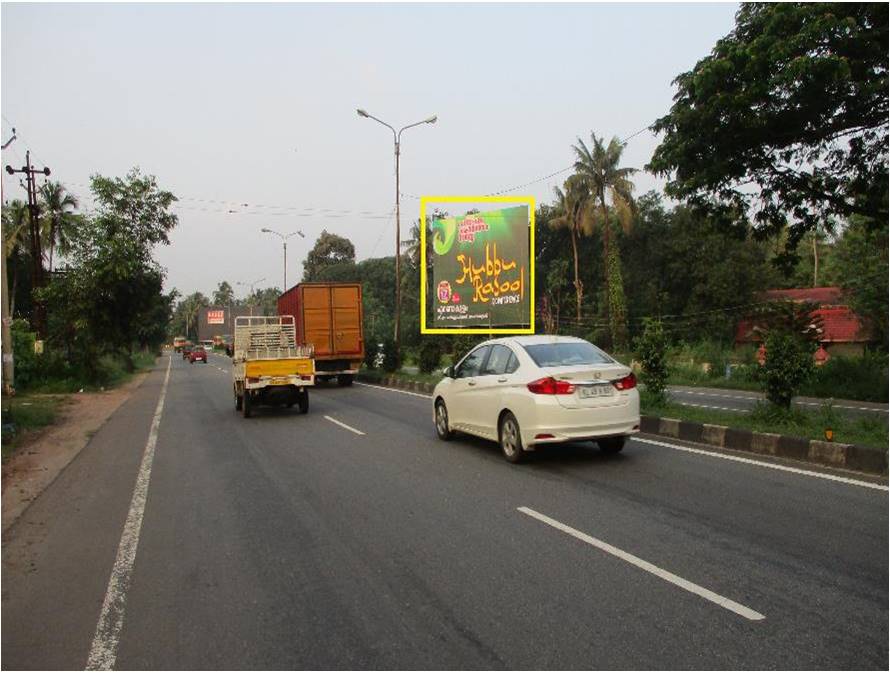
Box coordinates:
[1,395,66,461]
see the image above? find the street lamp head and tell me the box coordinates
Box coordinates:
[261,228,271,233]
[425,115,438,124]
[297,230,306,238]
[357,108,369,118]
[42,167,51,176]
[5,165,13,175]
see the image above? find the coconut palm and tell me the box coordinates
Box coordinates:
[572,133,637,347]
[39,181,79,271]
[550,174,595,321]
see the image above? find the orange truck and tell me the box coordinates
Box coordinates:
[277,282,364,386]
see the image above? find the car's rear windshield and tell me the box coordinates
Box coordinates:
[522,341,614,367]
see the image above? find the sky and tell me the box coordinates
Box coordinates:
[2,2,739,300]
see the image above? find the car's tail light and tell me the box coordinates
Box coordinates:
[612,373,637,391]
[527,377,575,395]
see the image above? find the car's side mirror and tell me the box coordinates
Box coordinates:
[443,365,455,378]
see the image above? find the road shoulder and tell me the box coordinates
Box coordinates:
[2,364,155,533]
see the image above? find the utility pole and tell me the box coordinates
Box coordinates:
[6,151,50,340]
[1,128,17,394]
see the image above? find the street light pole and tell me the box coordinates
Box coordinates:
[261,228,305,292]
[357,108,437,361]
[236,277,266,316]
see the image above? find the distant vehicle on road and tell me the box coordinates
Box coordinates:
[232,315,315,417]
[277,282,364,386]
[189,346,208,364]
[173,336,187,353]
[200,339,214,352]
[181,342,194,360]
[432,335,640,463]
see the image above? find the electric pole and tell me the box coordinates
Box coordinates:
[5,151,50,340]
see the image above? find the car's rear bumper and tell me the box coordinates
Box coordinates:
[521,394,640,447]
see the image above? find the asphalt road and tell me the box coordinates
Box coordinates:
[3,352,887,670]
[667,384,889,418]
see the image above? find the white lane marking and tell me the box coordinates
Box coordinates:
[678,401,748,413]
[324,415,366,436]
[634,437,888,492]
[355,381,432,399]
[86,356,173,670]
[673,390,887,413]
[517,506,765,622]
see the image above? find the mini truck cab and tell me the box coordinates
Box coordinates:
[231,315,315,418]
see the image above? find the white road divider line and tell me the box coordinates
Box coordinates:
[678,401,748,413]
[86,355,173,671]
[675,390,887,413]
[324,415,366,436]
[355,381,432,399]
[634,437,888,492]
[517,506,765,622]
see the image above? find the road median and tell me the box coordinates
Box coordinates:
[360,371,888,476]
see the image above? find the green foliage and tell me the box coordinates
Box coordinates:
[803,352,888,403]
[634,318,669,404]
[649,3,888,265]
[380,339,400,373]
[212,281,235,306]
[759,332,814,409]
[606,246,628,349]
[418,339,443,374]
[303,230,356,281]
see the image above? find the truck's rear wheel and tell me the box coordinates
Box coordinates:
[297,389,309,414]
[338,374,354,387]
[235,389,243,411]
[242,391,252,418]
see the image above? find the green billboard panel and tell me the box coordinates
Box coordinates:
[431,205,530,328]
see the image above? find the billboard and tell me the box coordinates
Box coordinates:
[207,310,225,325]
[427,203,531,330]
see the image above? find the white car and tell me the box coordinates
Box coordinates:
[432,335,640,463]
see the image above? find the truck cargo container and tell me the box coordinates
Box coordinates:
[277,282,364,386]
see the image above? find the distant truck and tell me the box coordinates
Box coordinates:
[173,336,187,353]
[277,282,365,386]
[231,315,315,418]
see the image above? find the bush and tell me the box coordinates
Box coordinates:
[635,319,669,404]
[759,333,814,409]
[418,339,443,374]
[803,352,888,402]
[380,339,400,373]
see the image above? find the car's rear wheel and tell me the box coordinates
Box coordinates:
[597,437,625,454]
[242,391,252,418]
[435,399,453,440]
[499,412,525,463]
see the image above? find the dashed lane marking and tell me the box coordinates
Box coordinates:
[517,506,765,622]
[324,415,366,435]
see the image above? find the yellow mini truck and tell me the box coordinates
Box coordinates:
[232,315,315,418]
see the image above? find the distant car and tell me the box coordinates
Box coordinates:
[432,335,640,463]
[189,346,208,364]
[181,343,194,360]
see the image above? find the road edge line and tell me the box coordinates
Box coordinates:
[85,355,172,671]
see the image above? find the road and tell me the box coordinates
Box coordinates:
[667,385,889,418]
[3,352,887,670]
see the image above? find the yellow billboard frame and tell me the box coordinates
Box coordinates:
[420,195,535,335]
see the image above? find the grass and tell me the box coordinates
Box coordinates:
[24,351,158,394]
[641,391,888,450]
[1,395,66,462]
[361,367,443,387]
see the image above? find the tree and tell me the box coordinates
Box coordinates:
[550,174,594,321]
[39,181,79,271]
[89,167,178,248]
[302,230,355,281]
[635,319,669,406]
[2,200,30,317]
[212,281,235,306]
[648,3,889,267]
[572,132,637,348]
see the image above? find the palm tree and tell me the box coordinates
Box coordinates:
[550,174,594,321]
[39,181,79,271]
[572,133,637,347]
[2,200,31,317]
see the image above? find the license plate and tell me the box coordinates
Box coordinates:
[270,377,290,385]
[578,384,613,398]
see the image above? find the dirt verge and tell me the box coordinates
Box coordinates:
[1,370,151,533]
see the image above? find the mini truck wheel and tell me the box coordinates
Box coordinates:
[234,386,243,411]
[242,390,252,418]
[499,412,526,463]
[297,388,309,414]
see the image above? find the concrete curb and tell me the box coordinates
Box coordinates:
[641,415,887,475]
[359,373,887,476]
